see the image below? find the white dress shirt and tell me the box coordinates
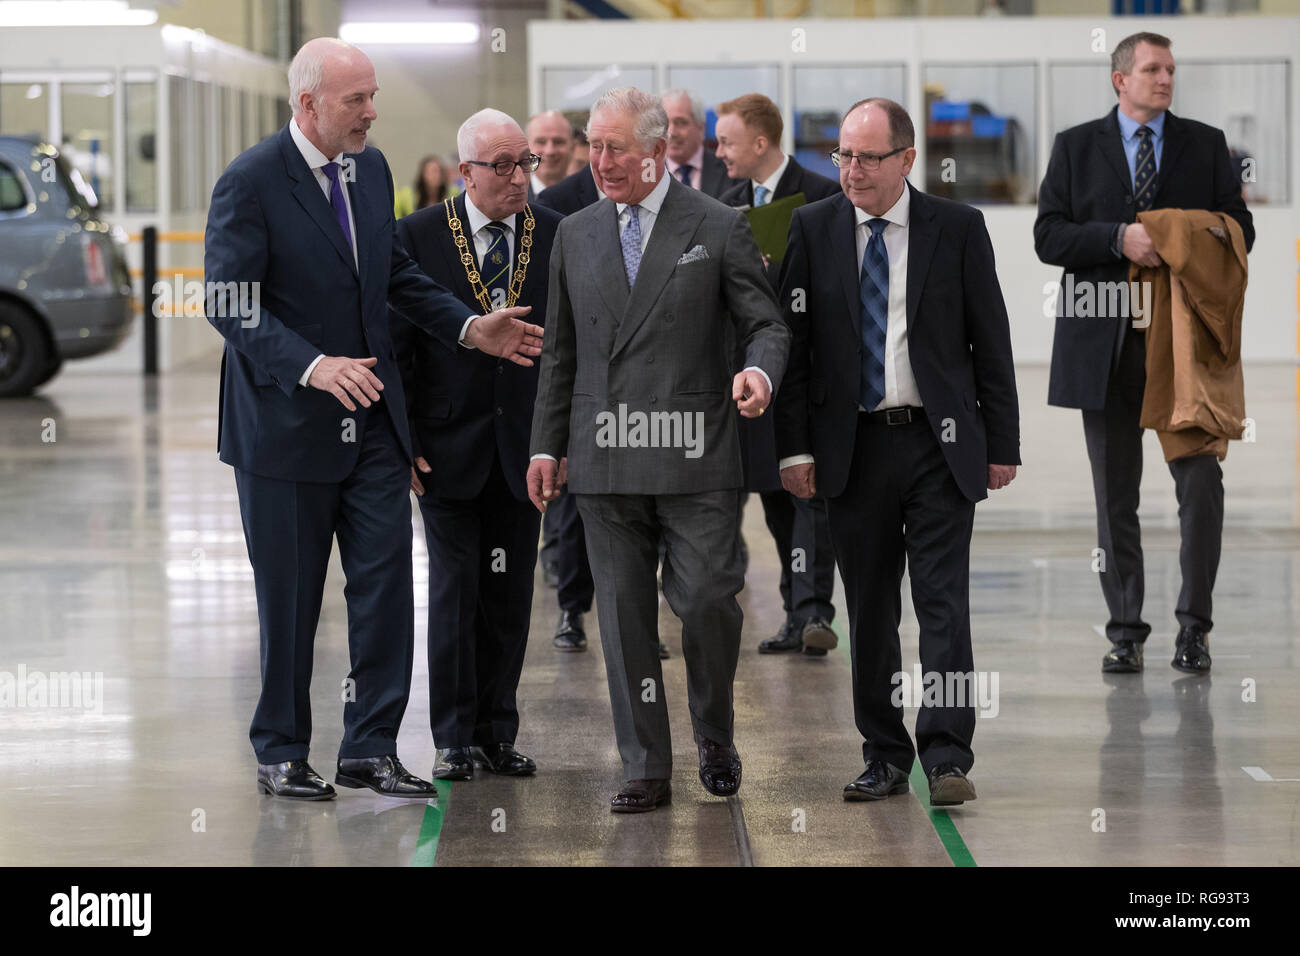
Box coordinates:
[289,118,479,388]
[750,152,789,205]
[778,183,921,471]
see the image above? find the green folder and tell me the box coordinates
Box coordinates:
[742,191,806,265]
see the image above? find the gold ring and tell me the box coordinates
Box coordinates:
[758,407,765,415]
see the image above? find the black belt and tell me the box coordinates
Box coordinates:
[862,405,923,425]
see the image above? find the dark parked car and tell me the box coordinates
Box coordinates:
[0,137,133,396]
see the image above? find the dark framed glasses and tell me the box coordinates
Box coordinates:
[829,146,907,170]
[466,154,542,177]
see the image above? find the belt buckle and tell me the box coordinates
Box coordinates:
[884,407,912,425]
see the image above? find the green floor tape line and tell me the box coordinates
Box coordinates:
[830,618,977,867]
[411,780,452,867]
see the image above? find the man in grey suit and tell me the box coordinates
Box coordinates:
[526,87,788,813]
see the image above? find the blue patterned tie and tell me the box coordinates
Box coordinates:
[754,184,770,207]
[859,218,889,411]
[321,162,354,256]
[1133,126,1157,212]
[481,220,510,308]
[621,204,643,286]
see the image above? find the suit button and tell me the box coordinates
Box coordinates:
[1125,194,1133,204]
[497,366,504,375]
[589,314,597,324]
[495,407,503,416]
[649,394,657,404]
[647,355,654,364]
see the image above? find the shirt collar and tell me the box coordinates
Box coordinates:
[666,145,704,177]
[753,152,789,199]
[615,167,671,217]
[1117,107,1166,143]
[463,192,512,238]
[290,116,344,171]
[854,180,910,230]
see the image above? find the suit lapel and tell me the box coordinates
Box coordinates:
[346,153,371,292]
[1096,107,1134,197]
[774,158,800,201]
[830,194,861,339]
[611,179,703,359]
[905,184,938,331]
[1152,111,1186,204]
[587,198,629,321]
[280,126,359,280]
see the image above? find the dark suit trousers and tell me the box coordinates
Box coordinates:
[576,490,744,779]
[418,453,541,748]
[551,488,594,614]
[758,490,837,625]
[235,407,414,765]
[826,415,976,776]
[1082,326,1223,641]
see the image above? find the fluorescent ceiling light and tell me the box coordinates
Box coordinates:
[0,1,158,25]
[339,21,480,45]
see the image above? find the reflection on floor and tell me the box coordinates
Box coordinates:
[1,358,1297,865]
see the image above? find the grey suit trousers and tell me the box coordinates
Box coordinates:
[576,489,744,779]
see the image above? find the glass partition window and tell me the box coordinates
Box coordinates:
[793,64,907,181]
[125,79,157,212]
[1050,59,1290,205]
[0,82,49,141]
[542,66,656,112]
[168,75,190,213]
[923,63,1037,204]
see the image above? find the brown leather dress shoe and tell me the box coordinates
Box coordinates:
[610,778,672,813]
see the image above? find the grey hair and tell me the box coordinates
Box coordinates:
[660,88,705,127]
[587,87,668,151]
[288,37,356,115]
[457,108,523,161]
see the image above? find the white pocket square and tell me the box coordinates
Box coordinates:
[677,244,709,265]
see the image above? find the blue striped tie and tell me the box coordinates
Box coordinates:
[1133,126,1157,212]
[481,220,510,308]
[859,218,889,411]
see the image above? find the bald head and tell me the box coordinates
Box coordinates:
[288,37,377,157]
[527,110,574,188]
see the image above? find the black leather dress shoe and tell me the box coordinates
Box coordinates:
[1171,626,1212,673]
[335,755,438,798]
[927,763,976,806]
[658,641,670,660]
[433,747,474,781]
[471,742,537,776]
[843,759,909,801]
[759,620,802,654]
[1102,639,1143,673]
[802,617,836,656]
[553,610,587,651]
[695,733,742,796]
[257,759,336,800]
[610,778,672,813]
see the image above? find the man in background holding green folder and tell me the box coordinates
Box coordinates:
[716,94,842,659]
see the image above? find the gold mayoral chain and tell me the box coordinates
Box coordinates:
[444,198,534,313]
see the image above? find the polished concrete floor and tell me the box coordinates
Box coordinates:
[2,357,1298,866]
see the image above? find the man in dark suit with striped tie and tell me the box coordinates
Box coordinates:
[393,109,564,782]
[1035,31,1253,676]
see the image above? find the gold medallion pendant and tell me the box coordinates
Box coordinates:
[444,198,534,313]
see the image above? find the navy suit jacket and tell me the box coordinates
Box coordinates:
[535,166,600,216]
[775,185,1020,504]
[204,123,474,483]
[391,195,562,503]
[1035,107,1253,410]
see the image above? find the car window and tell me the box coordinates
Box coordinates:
[0,161,27,211]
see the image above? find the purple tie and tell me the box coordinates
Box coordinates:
[321,161,354,256]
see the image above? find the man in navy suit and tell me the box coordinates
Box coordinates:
[715,92,841,659]
[204,38,542,801]
[392,109,563,782]
[1035,32,1253,676]
[776,99,1019,806]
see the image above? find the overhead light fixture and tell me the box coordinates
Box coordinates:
[339,21,480,45]
[0,1,158,25]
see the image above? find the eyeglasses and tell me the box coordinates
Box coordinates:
[829,146,908,170]
[466,154,542,177]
